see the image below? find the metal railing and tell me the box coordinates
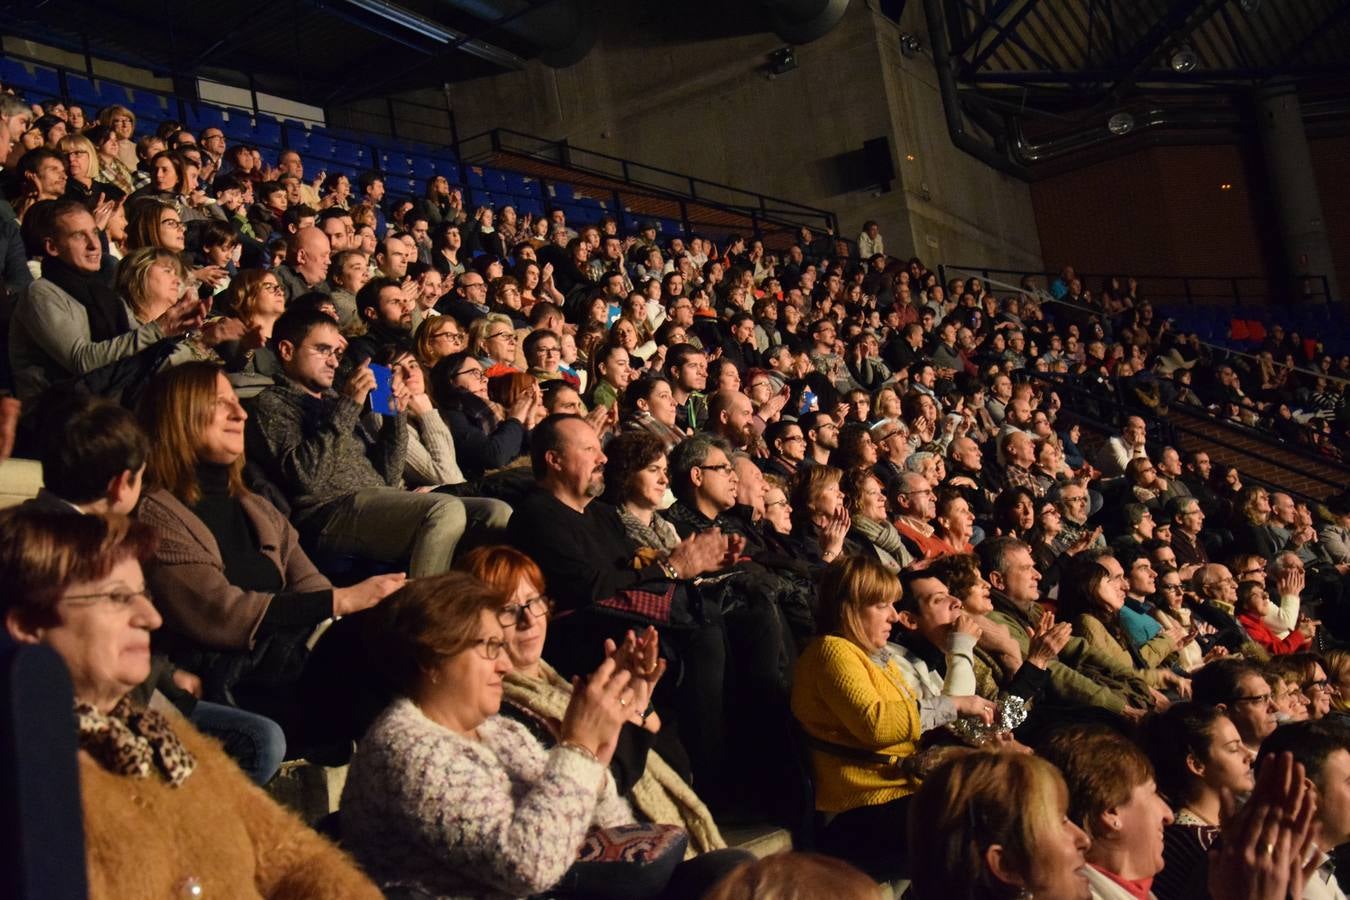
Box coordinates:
[937,265,1337,307]
[1023,370,1343,503]
[458,127,838,235]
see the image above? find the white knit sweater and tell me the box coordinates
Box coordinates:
[340,698,634,899]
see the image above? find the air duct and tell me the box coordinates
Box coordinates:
[438,0,597,67]
[763,0,851,44]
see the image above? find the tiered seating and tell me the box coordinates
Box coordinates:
[1160,303,1346,355]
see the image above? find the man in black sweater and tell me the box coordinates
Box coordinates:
[506,414,733,801]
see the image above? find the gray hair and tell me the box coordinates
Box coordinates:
[668,433,733,503]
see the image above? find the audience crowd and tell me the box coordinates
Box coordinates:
[3,81,1350,899]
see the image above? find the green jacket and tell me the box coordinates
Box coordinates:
[988,590,1147,714]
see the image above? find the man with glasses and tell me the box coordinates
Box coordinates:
[893,472,950,560]
[1168,496,1210,569]
[1191,563,1260,655]
[1193,658,1277,754]
[1049,479,1104,556]
[247,308,480,579]
[800,410,838,468]
[1095,415,1149,479]
[440,269,489,327]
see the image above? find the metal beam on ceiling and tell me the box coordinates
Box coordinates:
[959,0,1044,74]
[1106,0,1229,102]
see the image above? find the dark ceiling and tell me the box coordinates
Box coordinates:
[0,0,581,106]
[922,0,1350,177]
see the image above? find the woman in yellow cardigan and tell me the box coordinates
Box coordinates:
[790,555,995,879]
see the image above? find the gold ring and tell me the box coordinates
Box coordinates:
[620,698,630,707]
[1263,843,1275,858]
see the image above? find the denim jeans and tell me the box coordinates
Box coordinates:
[190,701,287,785]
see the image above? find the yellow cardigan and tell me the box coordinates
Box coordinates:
[790,635,922,813]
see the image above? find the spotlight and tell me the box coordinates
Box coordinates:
[768,47,798,76]
[899,33,922,58]
[1107,112,1136,135]
[1170,46,1199,73]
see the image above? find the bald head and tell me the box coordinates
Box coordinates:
[289,227,331,284]
[708,388,754,448]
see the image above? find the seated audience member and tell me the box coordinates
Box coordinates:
[762,474,793,537]
[1114,547,1188,668]
[791,555,926,879]
[463,545,726,852]
[0,510,380,898]
[1139,703,1256,900]
[245,308,488,576]
[340,571,748,898]
[621,373,688,450]
[9,199,200,407]
[1167,496,1209,570]
[272,225,331,302]
[981,537,1147,721]
[1057,553,1189,702]
[1255,721,1350,898]
[841,467,913,571]
[1095,415,1149,478]
[1190,563,1264,657]
[788,464,851,567]
[343,277,413,366]
[428,350,533,479]
[136,362,404,730]
[663,433,747,539]
[506,414,737,798]
[1190,658,1278,754]
[368,346,464,489]
[931,486,976,556]
[1151,565,1207,672]
[1282,652,1335,720]
[412,313,466,372]
[1236,579,1314,655]
[586,342,633,411]
[1041,725,1174,899]
[468,311,520,377]
[117,247,246,369]
[887,566,1012,745]
[602,430,680,556]
[908,751,1091,900]
[892,472,951,560]
[920,553,1070,731]
[760,418,808,480]
[220,268,286,396]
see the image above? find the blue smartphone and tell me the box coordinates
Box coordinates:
[799,389,817,415]
[368,363,397,416]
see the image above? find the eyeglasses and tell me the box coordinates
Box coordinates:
[1161,583,1184,592]
[532,345,561,355]
[765,499,788,509]
[454,368,487,381]
[1233,692,1274,706]
[261,282,284,295]
[497,596,547,626]
[62,588,152,609]
[434,331,465,343]
[162,219,186,231]
[471,637,507,660]
[487,331,517,342]
[698,463,735,475]
[781,435,806,443]
[305,343,344,361]
[1307,679,1332,692]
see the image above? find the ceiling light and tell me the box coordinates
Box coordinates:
[1107,112,1135,135]
[1170,46,1199,73]
[900,34,922,59]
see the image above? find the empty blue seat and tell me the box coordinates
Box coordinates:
[186,103,227,127]
[0,58,60,97]
[409,155,437,180]
[65,75,100,105]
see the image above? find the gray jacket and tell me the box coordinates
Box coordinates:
[9,277,165,403]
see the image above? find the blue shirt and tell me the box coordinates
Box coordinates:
[1120,598,1162,649]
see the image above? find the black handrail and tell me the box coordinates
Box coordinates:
[459,127,838,234]
[1023,371,1340,503]
[937,264,1337,306]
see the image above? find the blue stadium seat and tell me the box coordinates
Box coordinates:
[186,103,227,128]
[548,181,574,202]
[251,115,283,147]
[0,58,60,97]
[408,155,437,180]
[65,75,100,105]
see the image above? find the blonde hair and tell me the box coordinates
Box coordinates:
[115,246,187,316]
[137,361,246,505]
[468,312,514,357]
[817,555,900,648]
[909,750,1071,900]
[58,133,101,180]
[703,852,881,900]
[227,269,279,325]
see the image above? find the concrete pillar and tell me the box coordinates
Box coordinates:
[1254,79,1341,303]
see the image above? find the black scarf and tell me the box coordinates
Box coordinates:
[41,255,128,343]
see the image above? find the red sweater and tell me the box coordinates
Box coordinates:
[1238,611,1308,655]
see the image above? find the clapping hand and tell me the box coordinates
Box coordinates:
[1208,751,1317,900]
[604,627,667,732]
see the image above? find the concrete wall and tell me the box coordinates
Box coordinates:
[438,0,1042,272]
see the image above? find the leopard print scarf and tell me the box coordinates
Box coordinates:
[75,697,197,787]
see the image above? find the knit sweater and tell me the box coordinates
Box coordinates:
[790,635,921,813]
[244,376,407,524]
[341,699,634,899]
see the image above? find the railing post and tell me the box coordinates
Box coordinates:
[558,138,571,167]
[621,160,630,183]
[688,176,698,201]
[678,199,690,236]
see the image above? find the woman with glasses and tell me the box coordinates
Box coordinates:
[217,269,288,397]
[59,132,125,207]
[0,509,381,898]
[341,570,744,898]
[1150,565,1208,672]
[429,350,533,480]
[468,311,521,376]
[462,544,726,852]
[412,314,465,371]
[841,467,912,572]
[1280,652,1335,719]
[125,197,226,292]
[116,247,243,369]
